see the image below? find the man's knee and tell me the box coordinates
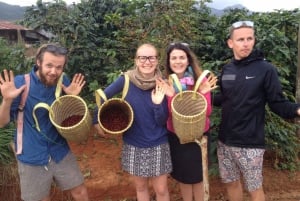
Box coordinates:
[249,186,265,201]
[226,180,242,189]
[70,184,89,201]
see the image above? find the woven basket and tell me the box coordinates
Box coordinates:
[170,70,209,144]
[33,95,91,142]
[33,74,91,142]
[95,74,134,135]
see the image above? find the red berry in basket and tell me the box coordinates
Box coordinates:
[100,107,129,131]
[61,115,83,127]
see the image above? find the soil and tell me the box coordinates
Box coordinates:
[1,128,300,201]
[67,128,300,201]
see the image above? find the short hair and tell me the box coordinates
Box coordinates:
[35,43,68,66]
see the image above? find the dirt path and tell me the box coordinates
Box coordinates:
[68,132,300,201]
[1,131,299,201]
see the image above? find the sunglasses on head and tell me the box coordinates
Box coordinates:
[45,44,68,55]
[231,21,254,29]
[169,42,189,47]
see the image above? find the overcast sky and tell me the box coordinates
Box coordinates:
[207,0,300,12]
[1,0,300,12]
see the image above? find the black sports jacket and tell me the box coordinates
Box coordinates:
[214,49,299,148]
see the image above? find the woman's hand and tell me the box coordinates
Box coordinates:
[199,74,218,94]
[62,73,86,95]
[152,79,167,104]
[156,77,175,97]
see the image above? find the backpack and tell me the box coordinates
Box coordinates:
[15,74,30,155]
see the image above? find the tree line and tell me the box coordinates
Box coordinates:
[0,0,300,170]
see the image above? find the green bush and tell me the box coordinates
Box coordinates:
[1,0,299,170]
[0,37,33,74]
[0,123,15,164]
[0,38,33,164]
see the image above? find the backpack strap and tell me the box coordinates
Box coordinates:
[16,74,30,155]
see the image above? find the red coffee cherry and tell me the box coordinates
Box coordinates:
[100,108,129,131]
[61,115,83,127]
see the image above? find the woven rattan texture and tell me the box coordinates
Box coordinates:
[50,95,91,142]
[171,91,207,144]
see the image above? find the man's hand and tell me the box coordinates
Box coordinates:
[62,73,86,95]
[0,69,25,101]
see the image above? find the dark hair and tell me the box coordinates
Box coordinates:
[165,43,202,80]
[35,43,68,66]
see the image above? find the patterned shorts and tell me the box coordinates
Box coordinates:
[122,142,172,177]
[217,141,265,192]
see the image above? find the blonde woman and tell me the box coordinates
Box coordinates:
[94,43,172,201]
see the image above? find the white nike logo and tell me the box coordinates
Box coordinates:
[245,76,255,79]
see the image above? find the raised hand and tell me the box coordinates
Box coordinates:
[199,74,218,94]
[156,77,175,97]
[0,69,25,101]
[152,79,166,104]
[62,73,86,95]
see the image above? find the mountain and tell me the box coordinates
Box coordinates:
[0,2,249,21]
[209,4,249,16]
[0,2,26,21]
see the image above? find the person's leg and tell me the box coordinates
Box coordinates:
[69,184,89,201]
[151,173,170,201]
[193,182,204,201]
[180,182,205,201]
[17,160,53,201]
[179,183,193,201]
[40,196,50,201]
[249,186,265,201]
[238,148,265,201]
[217,141,243,201]
[225,180,243,201]
[133,176,150,201]
[53,152,89,201]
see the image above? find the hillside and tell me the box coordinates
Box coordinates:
[0,2,26,21]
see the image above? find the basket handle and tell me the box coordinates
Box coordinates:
[121,74,130,100]
[193,70,210,92]
[55,73,64,100]
[169,74,184,99]
[32,103,53,132]
[95,89,108,107]
[32,74,63,132]
[95,74,130,107]
[169,70,210,99]
[169,73,182,91]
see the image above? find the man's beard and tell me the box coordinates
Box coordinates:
[39,71,59,87]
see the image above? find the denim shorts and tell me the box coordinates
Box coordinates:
[217,141,265,192]
[18,151,84,201]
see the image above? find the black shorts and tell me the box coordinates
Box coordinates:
[168,132,210,184]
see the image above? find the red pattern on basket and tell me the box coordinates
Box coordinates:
[101,108,129,131]
[61,115,83,127]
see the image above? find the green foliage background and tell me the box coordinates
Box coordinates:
[0,0,299,170]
